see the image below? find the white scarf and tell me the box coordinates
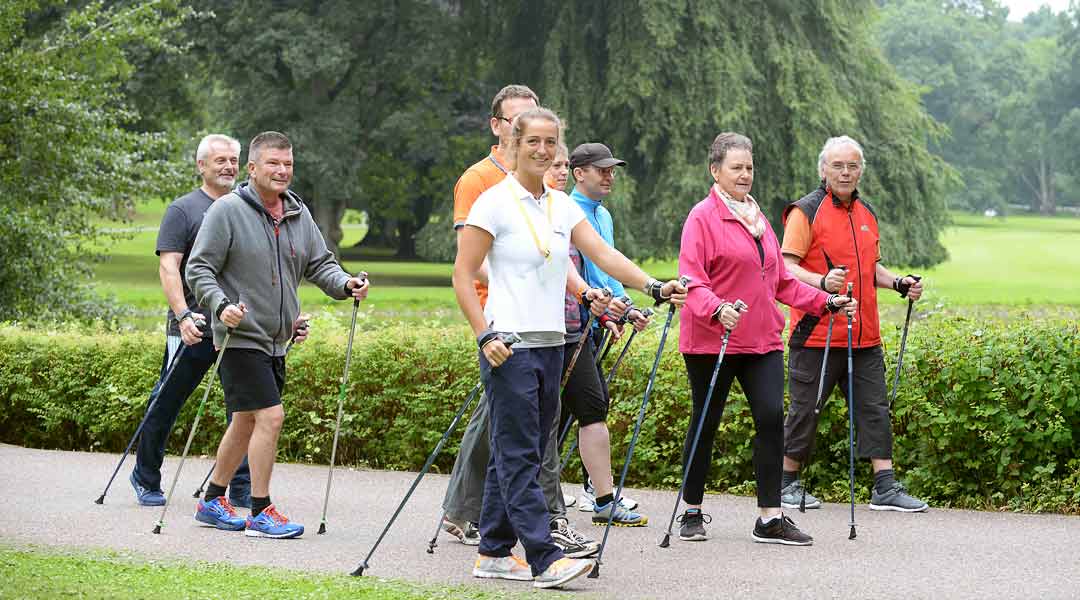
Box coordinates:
[714,184,765,239]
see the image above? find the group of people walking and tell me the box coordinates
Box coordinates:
[122,81,927,590]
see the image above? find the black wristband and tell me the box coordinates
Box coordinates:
[477,328,499,350]
[820,276,827,291]
[895,274,920,298]
[178,308,194,323]
[215,298,232,319]
[825,294,842,313]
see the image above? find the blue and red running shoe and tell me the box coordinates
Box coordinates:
[244,504,304,539]
[195,497,246,531]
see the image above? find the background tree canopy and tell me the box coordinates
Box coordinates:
[4,0,1078,320]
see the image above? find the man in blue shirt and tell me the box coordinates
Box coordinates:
[565,142,649,514]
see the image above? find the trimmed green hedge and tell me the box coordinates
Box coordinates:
[1,313,1077,513]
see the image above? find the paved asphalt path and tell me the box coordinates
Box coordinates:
[3,444,1078,599]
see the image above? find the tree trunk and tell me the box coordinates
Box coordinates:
[310,194,346,256]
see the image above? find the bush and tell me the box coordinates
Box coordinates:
[0,313,1076,513]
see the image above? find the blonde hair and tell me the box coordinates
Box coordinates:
[507,107,562,155]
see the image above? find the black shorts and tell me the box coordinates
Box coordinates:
[784,344,892,462]
[219,348,285,413]
[560,339,609,427]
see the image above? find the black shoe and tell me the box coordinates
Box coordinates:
[550,517,600,558]
[752,514,813,546]
[677,509,711,541]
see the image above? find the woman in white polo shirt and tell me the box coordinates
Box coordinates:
[453,106,687,590]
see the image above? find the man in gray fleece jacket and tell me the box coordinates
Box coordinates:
[187,131,369,539]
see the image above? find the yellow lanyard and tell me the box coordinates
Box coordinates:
[514,192,553,261]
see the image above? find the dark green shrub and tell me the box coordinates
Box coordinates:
[0,313,1076,513]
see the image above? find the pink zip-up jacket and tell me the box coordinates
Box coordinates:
[679,187,830,355]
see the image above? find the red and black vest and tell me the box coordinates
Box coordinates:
[784,185,882,349]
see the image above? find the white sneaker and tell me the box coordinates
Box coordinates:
[578,488,638,512]
[472,554,532,581]
[563,492,576,508]
[533,557,595,589]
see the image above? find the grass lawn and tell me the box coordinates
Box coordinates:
[88,204,1080,332]
[0,546,518,600]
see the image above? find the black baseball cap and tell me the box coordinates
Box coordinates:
[569,143,627,170]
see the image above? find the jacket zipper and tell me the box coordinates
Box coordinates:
[846,209,864,346]
[272,217,285,355]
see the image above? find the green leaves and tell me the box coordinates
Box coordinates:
[0,0,196,321]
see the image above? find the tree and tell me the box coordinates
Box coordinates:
[877,0,1080,214]
[195,0,484,258]
[471,0,952,266]
[0,0,196,321]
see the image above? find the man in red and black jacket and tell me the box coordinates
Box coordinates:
[778,136,928,513]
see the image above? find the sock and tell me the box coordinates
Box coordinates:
[595,493,614,508]
[874,468,896,493]
[760,513,781,525]
[251,496,271,516]
[685,507,701,515]
[203,482,226,503]
[782,469,799,488]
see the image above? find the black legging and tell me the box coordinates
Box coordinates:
[681,351,784,507]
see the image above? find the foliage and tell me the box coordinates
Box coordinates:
[0,546,518,600]
[1,314,1077,513]
[876,0,1080,215]
[190,0,488,259]
[464,0,952,266]
[0,0,197,322]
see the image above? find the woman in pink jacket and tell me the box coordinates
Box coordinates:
[675,132,856,546]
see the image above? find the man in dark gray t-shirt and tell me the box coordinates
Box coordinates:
[129,134,252,507]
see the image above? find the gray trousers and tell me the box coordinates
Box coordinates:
[442,389,566,524]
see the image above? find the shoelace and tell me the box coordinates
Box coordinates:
[262,505,289,524]
[676,511,713,525]
[216,497,239,516]
[561,521,589,545]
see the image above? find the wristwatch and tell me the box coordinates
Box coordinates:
[177,308,194,323]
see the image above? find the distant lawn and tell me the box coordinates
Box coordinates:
[0,546,516,600]
[637,211,1080,307]
[88,205,1080,332]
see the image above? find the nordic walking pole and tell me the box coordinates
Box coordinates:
[318,275,366,535]
[596,296,631,367]
[202,312,305,501]
[844,282,857,540]
[152,327,233,534]
[591,276,689,579]
[192,462,214,498]
[558,307,658,469]
[658,300,745,548]
[95,344,189,504]
[353,335,519,576]
[889,276,920,410]
[605,307,653,387]
[554,288,613,467]
[799,310,838,513]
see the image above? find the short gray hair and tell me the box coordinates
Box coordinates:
[817,136,865,178]
[195,134,240,163]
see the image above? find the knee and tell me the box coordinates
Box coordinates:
[579,422,608,440]
[255,405,285,433]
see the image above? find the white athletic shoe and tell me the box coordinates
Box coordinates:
[472,554,532,581]
[563,492,576,508]
[577,488,638,512]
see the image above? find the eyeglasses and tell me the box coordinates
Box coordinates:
[495,116,514,126]
[828,162,862,173]
[592,166,617,178]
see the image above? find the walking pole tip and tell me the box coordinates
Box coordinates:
[317,521,327,535]
[587,563,600,579]
[848,525,857,540]
[94,495,105,505]
[152,523,162,535]
[350,562,368,577]
[658,532,671,548]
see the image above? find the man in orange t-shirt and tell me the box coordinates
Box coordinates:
[440,85,601,560]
